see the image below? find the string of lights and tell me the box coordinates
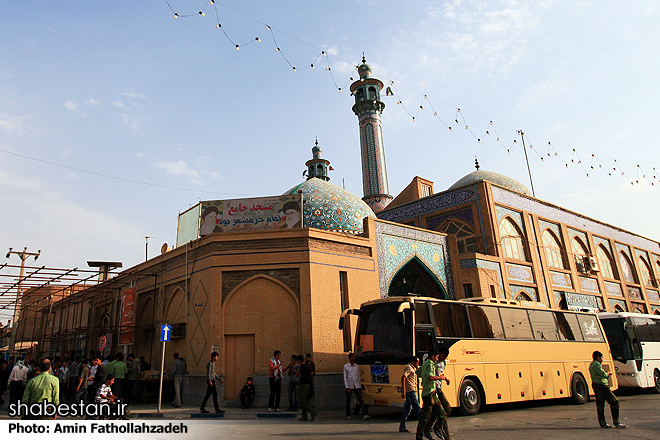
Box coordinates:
[160,1,658,189]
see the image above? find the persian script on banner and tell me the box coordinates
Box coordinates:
[118,287,136,345]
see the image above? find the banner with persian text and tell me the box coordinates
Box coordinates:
[199,194,302,235]
[118,287,136,346]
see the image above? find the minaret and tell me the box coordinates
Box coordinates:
[350,56,393,213]
[305,139,331,181]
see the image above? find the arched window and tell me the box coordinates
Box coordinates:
[515,292,533,302]
[499,218,526,261]
[438,220,477,254]
[638,256,654,287]
[596,245,615,279]
[613,304,625,313]
[618,252,636,284]
[571,237,589,259]
[542,229,566,269]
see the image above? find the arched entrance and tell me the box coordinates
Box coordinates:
[388,257,448,298]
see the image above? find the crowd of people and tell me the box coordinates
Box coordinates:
[1,347,626,433]
[0,351,153,411]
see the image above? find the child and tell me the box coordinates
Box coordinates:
[239,377,256,409]
[96,374,117,404]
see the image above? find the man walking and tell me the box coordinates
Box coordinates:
[7,359,28,407]
[589,350,627,429]
[344,352,369,420]
[416,348,450,440]
[22,359,60,419]
[200,352,225,414]
[170,352,185,407]
[399,356,421,433]
[432,347,452,439]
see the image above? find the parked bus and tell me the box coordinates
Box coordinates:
[339,296,616,415]
[598,312,660,393]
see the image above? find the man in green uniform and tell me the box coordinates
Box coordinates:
[589,350,627,429]
[416,348,450,440]
[22,359,60,419]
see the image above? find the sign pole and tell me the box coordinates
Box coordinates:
[158,323,169,414]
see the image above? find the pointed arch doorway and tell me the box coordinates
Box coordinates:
[388,257,448,299]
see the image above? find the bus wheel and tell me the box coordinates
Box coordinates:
[570,374,588,405]
[653,369,660,394]
[459,379,482,415]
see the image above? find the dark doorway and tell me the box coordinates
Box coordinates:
[388,257,447,299]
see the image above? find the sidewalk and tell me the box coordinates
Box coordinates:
[129,403,309,420]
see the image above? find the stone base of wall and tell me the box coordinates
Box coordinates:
[180,373,344,410]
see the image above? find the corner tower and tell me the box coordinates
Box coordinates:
[350,56,393,213]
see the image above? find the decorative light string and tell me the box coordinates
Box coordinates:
[162,1,658,188]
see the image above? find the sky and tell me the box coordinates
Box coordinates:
[1,1,659,319]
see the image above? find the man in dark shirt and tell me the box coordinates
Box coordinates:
[298,354,318,421]
[239,377,256,408]
[88,357,105,404]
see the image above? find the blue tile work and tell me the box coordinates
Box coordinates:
[374,221,454,299]
[378,188,478,222]
[377,186,490,256]
[553,290,564,306]
[579,276,600,293]
[593,236,613,253]
[651,305,660,314]
[647,290,659,302]
[550,271,572,288]
[491,186,660,253]
[284,178,375,233]
[427,208,475,231]
[528,214,551,306]
[506,263,534,282]
[538,219,561,238]
[635,248,648,260]
[609,298,628,311]
[495,205,523,227]
[510,285,538,302]
[627,286,643,300]
[605,281,623,296]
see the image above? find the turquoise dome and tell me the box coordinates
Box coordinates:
[284,178,375,234]
[449,170,531,195]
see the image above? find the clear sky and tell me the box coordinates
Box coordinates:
[1,1,658,319]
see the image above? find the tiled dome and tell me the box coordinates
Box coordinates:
[448,170,531,195]
[284,178,375,234]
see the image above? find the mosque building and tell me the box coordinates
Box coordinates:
[23,58,660,409]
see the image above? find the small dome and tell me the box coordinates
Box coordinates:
[284,178,375,234]
[449,170,531,195]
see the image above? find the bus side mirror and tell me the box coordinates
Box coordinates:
[339,317,345,330]
[339,308,361,330]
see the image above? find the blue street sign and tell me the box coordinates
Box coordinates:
[161,324,171,342]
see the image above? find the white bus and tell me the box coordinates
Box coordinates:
[599,312,660,393]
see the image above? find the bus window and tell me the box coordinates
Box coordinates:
[500,307,533,340]
[416,329,434,355]
[528,310,561,341]
[555,312,583,341]
[631,317,654,342]
[576,314,605,342]
[432,303,471,338]
[467,305,504,338]
[355,302,412,363]
[650,318,660,342]
[416,302,431,325]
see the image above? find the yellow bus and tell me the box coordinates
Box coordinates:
[339,296,616,415]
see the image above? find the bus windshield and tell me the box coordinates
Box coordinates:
[600,317,633,362]
[355,302,412,364]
